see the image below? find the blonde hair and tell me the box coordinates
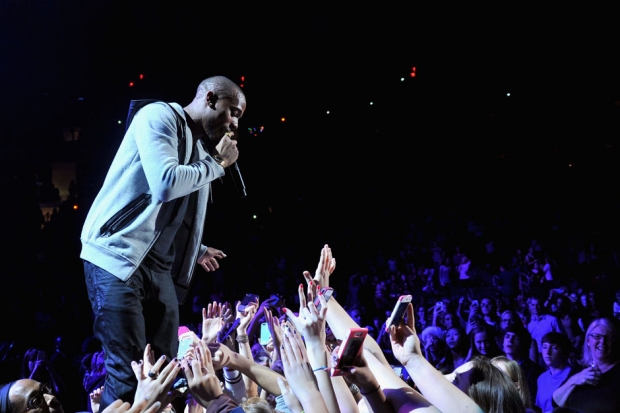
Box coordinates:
[241,397,276,413]
[491,355,532,409]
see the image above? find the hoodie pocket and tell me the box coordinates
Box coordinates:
[100,193,152,236]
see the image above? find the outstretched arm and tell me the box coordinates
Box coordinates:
[389,304,483,413]
[280,327,329,413]
[285,287,341,413]
[303,244,392,368]
[209,342,283,396]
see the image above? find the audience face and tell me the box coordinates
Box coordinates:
[587,323,616,364]
[528,298,540,316]
[480,298,494,316]
[446,327,463,350]
[417,306,426,322]
[503,332,522,358]
[541,341,567,368]
[500,311,517,330]
[474,331,493,356]
[349,308,363,325]
[443,313,456,329]
[9,379,63,413]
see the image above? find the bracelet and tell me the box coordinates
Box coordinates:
[312,365,329,372]
[236,335,249,344]
[349,383,360,395]
[213,155,226,168]
[360,384,381,396]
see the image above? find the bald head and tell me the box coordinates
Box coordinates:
[195,76,245,104]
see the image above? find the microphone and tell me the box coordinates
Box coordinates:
[230,162,247,198]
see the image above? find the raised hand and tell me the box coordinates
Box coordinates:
[131,346,181,412]
[388,303,422,367]
[236,300,258,333]
[303,244,336,294]
[265,308,284,359]
[284,292,328,347]
[182,341,223,407]
[276,376,304,413]
[330,347,378,393]
[280,329,320,401]
[221,302,235,326]
[202,301,225,344]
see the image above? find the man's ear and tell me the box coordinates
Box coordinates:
[206,91,218,109]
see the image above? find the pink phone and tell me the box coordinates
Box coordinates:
[385,295,413,332]
[331,327,368,376]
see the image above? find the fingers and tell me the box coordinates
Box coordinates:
[407,303,415,332]
[317,292,328,318]
[277,376,290,395]
[302,270,313,286]
[158,357,181,386]
[131,360,143,380]
[284,329,306,362]
[298,284,307,310]
[143,343,155,367]
[283,308,300,332]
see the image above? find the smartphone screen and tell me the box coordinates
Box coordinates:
[177,337,193,359]
[385,295,413,331]
[314,287,334,311]
[332,328,368,376]
[259,322,271,345]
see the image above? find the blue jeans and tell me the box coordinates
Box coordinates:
[83,260,179,410]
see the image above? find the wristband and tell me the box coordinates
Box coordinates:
[313,365,329,372]
[213,155,226,168]
[349,383,360,395]
[360,384,381,396]
[236,335,249,344]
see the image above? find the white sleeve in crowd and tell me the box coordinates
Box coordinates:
[223,367,248,404]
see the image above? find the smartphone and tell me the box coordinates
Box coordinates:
[259,322,271,345]
[435,301,444,311]
[314,287,334,311]
[471,299,479,307]
[238,293,259,313]
[385,295,413,332]
[331,327,368,376]
[177,326,193,359]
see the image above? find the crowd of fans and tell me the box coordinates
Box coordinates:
[2,172,620,413]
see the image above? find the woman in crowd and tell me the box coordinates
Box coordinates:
[445,325,469,370]
[467,325,504,361]
[553,317,620,413]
